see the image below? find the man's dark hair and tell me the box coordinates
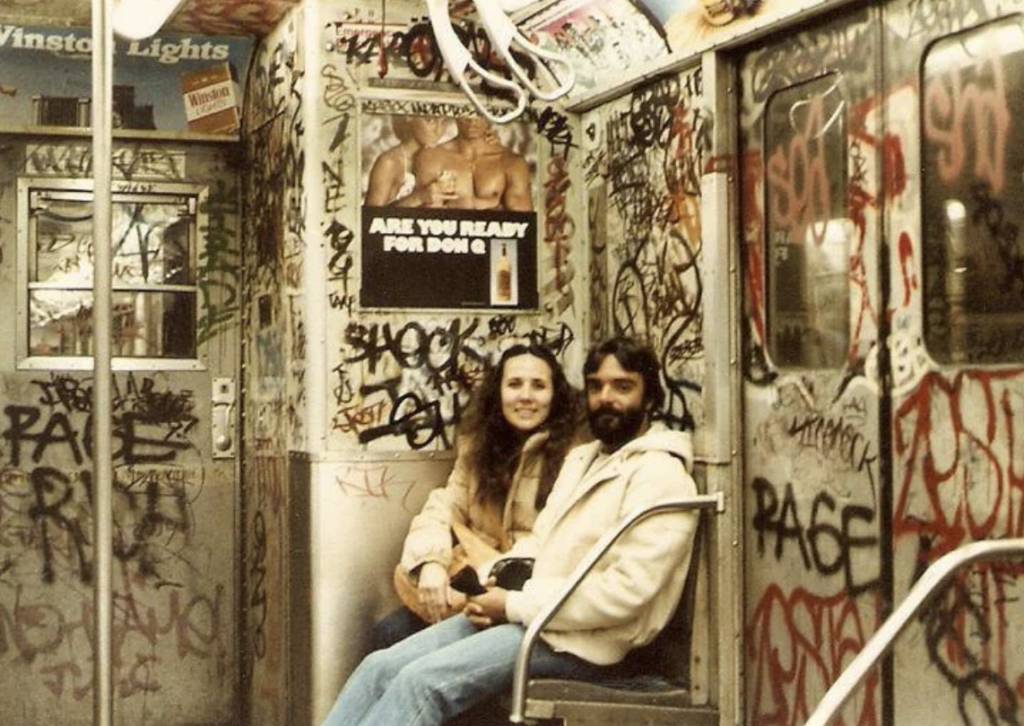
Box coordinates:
[583,336,665,411]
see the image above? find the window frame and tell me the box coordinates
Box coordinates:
[15,176,209,372]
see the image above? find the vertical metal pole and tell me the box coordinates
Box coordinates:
[874,4,895,721]
[91,1,114,726]
[701,49,744,726]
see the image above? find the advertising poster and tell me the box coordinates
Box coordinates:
[360,107,539,310]
[524,0,670,95]
[654,0,800,56]
[0,25,252,133]
[521,0,802,88]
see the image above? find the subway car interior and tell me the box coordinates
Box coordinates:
[1,0,1023,724]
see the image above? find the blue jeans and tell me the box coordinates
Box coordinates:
[320,614,608,726]
[370,606,429,652]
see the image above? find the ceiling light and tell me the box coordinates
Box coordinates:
[112,0,188,40]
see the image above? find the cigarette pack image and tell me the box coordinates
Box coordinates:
[181,63,240,134]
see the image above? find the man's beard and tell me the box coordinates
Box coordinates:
[588,404,647,448]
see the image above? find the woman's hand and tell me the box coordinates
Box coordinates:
[417,562,451,623]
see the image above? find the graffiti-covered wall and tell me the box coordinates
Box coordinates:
[240,10,305,726]
[0,138,242,724]
[737,8,886,723]
[738,1,1024,725]
[885,1,1024,723]
[240,0,590,721]
[582,66,709,432]
[576,59,718,706]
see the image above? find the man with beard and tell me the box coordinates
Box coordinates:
[319,336,697,726]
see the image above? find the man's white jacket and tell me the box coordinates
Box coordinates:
[503,423,699,665]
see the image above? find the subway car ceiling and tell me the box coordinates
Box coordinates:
[0,0,858,113]
[0,0,301,36]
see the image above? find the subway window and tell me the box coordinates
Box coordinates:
[16,178,206,370]
[922,18,1024,364]
[764,73,851,369]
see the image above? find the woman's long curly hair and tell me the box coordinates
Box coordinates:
[459,344,581,511]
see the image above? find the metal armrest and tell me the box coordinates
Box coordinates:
[509,492,726,724]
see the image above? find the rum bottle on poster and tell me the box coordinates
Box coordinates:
[496,243,512,302]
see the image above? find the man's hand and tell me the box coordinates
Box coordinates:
[421,174,459,207]
[465,586,509,629]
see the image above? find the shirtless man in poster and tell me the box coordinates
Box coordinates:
[398,115,534,212]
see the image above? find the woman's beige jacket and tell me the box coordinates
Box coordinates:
[399,431,550,575]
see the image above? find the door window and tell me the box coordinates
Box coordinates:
[17,178,207,370]
[764,73,852,368]
[922,17,1024,363]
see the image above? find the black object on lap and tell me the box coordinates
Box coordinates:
[449,565,487,595]
[490,558,534,591]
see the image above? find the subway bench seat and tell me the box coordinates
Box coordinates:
[520,675,718,726]
[503,493,725,726]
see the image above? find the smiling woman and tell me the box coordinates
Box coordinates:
[372,342,584,649]
[500,353,555,433]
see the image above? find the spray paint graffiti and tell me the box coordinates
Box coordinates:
[894,369,1024,556]
[752,476,879,596]
[197,180,241,345]
[25,143,187,181]
[328,14,536,86]
[748,18,873,105]
[896,0,991,41]
[0,372,223,703]
[241,29,305,722]
[747,585,881,726]
[923,53,1010,196]
[536,106,577,161]
[544,155,576,315]
[0,576,226,701]
[913,558,1024,725]
[333,463,425,514]
[1,374,201,585]
[341,319,486,449]
[766,95,835,249]
[602,69,708,429]
[333,315,574,449]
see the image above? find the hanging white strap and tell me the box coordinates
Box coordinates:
[425,0,528,124]
[471,0,575,102]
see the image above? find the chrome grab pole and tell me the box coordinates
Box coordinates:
[509,492,726,723]
[806,538,1024,726]
[90,1,114,725]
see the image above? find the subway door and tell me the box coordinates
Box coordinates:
[0,146,241,725]
[883,2,1024,724]
[737,6,887,725]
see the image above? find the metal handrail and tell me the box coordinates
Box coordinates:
[509,491,726,723]
[806,538,1024,726]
